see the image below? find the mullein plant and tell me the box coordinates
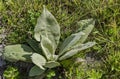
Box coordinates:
[3,6,95,77]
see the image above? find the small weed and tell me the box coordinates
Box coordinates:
[3,66,20,79]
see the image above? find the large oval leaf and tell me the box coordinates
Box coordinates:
[34,6,60,57]
[44,61,60,68]
[40,35,54,60]
[26,39,42,53]
[29,66,45,77]
[59,32,85,56]
[77,19,95,43]
[59,42,96,60]
[4,44,34,62]
[31,53,46,70]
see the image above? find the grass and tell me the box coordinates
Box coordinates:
[0,0,120,79]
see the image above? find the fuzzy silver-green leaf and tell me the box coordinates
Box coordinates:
[34,6,60,58]
[4,44,33,62]
[77,19,95,43]
[41,35,54,60]
[59,32,85,56]
[29,66,45,76]
[59,42,96,60]
[44,61,60,68]
[31,53,46,70]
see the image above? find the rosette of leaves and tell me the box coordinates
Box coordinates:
[3,6,95,77]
